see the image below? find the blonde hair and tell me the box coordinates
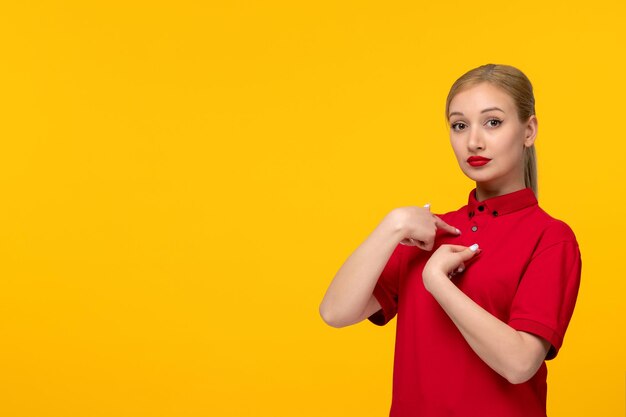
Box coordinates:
[444,64,538,199]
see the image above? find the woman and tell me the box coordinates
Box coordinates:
[319,64,582,417]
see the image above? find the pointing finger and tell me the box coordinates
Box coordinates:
[433,215,462,236]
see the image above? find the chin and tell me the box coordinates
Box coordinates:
[461,168,493,183]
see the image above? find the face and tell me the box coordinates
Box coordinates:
[448,82,537,193]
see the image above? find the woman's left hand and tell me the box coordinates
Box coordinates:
[422,244,482,292]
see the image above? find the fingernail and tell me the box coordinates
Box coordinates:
[424,204,431,210]
[469,243,479,252]
[456,228,461,235]
[457,266,464,272]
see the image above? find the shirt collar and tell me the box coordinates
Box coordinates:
[467,187,538,219]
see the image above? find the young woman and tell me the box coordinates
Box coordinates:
[319,64,582,417]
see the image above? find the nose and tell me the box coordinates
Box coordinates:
[467,126,485,152]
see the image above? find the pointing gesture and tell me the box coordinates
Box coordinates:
[396,203,462,251]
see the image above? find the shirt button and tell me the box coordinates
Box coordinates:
[478,205,485,212]
[492,210,498,216]
[471,225,478,232]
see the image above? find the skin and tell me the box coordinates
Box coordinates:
[447,81,537,201]
[320,81,550,384]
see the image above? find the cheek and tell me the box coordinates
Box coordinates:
[449,140,462,157]
[498,139,526,167]
[505,127,527,149]
[504,135,526,156]
[494,131,523,153]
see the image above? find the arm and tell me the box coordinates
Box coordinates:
[320,206,461,328]
[319,210,405,328]
[423,250,551,384]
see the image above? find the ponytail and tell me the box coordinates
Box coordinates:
[524,144,538,198]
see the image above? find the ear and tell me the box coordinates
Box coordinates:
[524,115,538,148]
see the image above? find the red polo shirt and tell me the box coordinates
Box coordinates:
[369,187,582,417]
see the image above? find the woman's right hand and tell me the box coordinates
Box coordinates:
[390,205,461,251]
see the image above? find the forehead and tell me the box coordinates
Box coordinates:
[449,83,515,116]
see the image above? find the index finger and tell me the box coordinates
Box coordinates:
[433,215,461,236]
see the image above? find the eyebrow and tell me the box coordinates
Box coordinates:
[448,107,505,118]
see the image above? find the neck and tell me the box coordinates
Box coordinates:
[475,181,526,202]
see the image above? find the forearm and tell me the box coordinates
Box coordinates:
[425,273,544,384]
[320,211,405,327]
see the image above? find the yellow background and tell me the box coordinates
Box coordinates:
[0,1,624,416]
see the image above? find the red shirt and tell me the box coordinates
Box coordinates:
[369,187,582,417]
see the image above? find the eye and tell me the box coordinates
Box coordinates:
[451,122,467,132]
[486,118,502,128]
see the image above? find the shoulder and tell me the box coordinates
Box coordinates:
[531,207,580,256]
[535,207,578,242]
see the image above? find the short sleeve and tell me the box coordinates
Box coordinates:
[367,243,406,326]
[508,227,582,360]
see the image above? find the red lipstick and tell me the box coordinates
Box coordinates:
[467,156,491,167]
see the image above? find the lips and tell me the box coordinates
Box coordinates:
[467,156,491,167]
